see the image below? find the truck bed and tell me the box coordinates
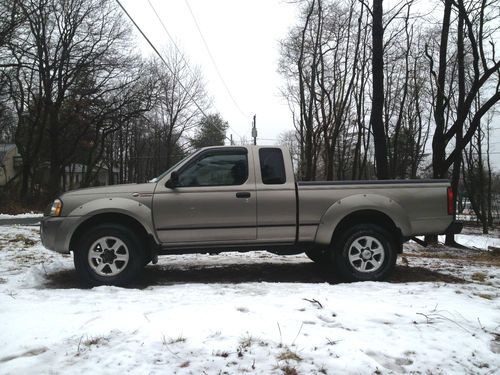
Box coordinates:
[297,179,452,244]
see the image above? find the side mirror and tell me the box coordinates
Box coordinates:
[165,170,179,189]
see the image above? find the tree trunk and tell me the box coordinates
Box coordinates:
[446,9,465,245]
[370,0,389,179]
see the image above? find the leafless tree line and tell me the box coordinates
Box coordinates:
[279,0,431,181]
[279,0,500,233]
[0,0,215,204]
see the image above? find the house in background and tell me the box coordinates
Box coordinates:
[0,144,22,186]
[36,162,119,191]
[1,143,118,191]
[62,163,119,190]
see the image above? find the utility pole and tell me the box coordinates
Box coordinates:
[230,134,234,145]
[251,114,257,145]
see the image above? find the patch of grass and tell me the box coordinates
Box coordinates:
[471,272,487,282]
[76,335,108,355]
[82,336,105,346]
[179,361,190,368]
[239,334,254,349]
[258,340,269,347]
[166,334,186,345]
[277,348,302,362]
[281,365,299,375]
[8,234,36,247]
[214,350,229,358]
[326,338,340,345]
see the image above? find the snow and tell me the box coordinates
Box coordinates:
[439,233,500,250]
[0,225,499,374]
[0,212,42,219]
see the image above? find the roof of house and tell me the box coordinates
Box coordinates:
[0,144,16,162]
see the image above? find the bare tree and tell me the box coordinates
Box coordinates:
[152,49,209,169]
[369,0,389,179]
[279,0,323,180]
[0,0,24,49]
[278,129,301,174]
[4,0,147,199]
[425,0,500,243]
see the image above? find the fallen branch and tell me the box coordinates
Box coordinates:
[303,298,323,309]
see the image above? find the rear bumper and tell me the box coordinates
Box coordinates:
[444,221,463,235]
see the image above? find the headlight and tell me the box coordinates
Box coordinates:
[50,199,63,217]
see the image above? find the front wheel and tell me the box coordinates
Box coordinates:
[333,224,397,281]
[73,224,145,286]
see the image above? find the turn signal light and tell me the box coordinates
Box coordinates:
[50,199,63,217]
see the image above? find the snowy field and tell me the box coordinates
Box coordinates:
[0,213,42,219]
[0,224,499,374]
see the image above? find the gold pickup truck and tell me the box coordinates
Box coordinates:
[41,145,461,286]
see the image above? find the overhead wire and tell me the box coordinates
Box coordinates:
[184,0,249,120]
[115,0,240,143]
[147,0,242,141]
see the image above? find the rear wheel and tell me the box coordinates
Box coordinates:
[74,224,145,286]
[333,224,397,281]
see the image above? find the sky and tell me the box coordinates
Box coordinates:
[121,0,298,146]
[120,0,500,169]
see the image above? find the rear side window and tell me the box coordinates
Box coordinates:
[259,148,286,184]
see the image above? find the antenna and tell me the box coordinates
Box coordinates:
[252,115,257,145]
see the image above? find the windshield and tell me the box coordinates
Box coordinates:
[149,150,198,183]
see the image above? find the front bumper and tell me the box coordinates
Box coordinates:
[40,216,80,253]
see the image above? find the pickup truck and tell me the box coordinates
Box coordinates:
[41,145,461,286]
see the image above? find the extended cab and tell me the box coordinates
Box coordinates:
[41,145,461,285]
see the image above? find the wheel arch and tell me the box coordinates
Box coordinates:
[314,193,410,251]
[69,212,155,256]
[330,210,402,252]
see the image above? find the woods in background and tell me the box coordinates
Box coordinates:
[278,0,500,233]
[0,0,227,205]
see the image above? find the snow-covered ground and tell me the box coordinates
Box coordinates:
[0,213,42,219]
[0,225,499,374]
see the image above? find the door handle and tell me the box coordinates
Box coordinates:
[236,192,251,198]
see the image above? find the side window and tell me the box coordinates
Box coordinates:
[259,148,286,185]
[177,151,248,187]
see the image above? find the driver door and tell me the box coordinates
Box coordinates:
[153,147,257,244]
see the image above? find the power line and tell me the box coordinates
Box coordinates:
[147,0,242,141]
[116,0,238,144]
[184,0,248,119]
[116,0,209,119]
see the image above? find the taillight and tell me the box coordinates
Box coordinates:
[447,187,454,215]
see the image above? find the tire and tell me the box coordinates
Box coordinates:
[305,249,330,264]
[333,224,397,282]
[73,223,145,286]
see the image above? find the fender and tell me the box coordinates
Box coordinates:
[314,193,412,245]
[66,197,158,245]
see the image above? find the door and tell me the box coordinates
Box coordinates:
[255,147,297,242]
[153,148,257,244]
